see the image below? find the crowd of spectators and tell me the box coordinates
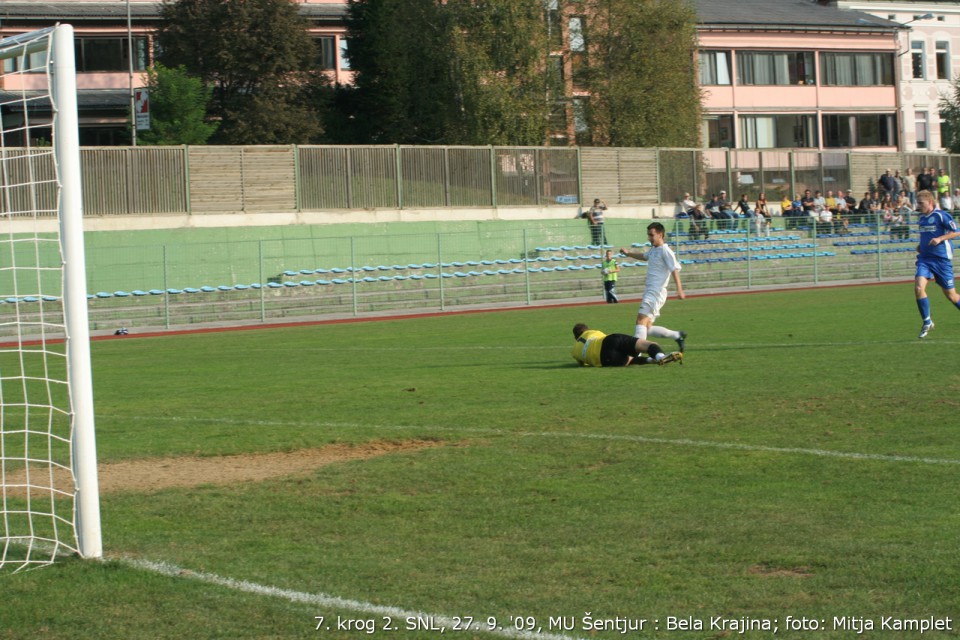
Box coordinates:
[675,166,959,240]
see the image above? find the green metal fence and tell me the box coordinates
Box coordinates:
[0,213,906,333]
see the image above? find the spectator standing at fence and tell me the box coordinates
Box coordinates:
[619,222,687,353]
[913,189,960,339]
[755,192,771,237]
[937,169,952,210]
[587,198,608,246]
[917,167,935,194]
[801,190,817,225]
[786,192,803,230]
[735,193,753,231]
[601,249,621,304]
[834,190,851,234]
[903,168,917,207]
[878,169,896,198]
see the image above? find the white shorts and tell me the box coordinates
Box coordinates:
[637,289,667,320]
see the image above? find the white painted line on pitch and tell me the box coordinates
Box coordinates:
[516,431,960,466]
[118,415,960,467]
[121,557,588,640]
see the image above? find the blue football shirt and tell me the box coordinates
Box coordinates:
[917,209,957,261]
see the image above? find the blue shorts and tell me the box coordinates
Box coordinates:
[916,257,956,290]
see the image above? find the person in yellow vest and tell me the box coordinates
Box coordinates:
[601,249,621,303]
[937,168,952,210]
[571,323,682,367]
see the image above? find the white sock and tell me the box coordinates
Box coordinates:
[648,326,680,340]
[634,325,648,340]
[653,352,665,361]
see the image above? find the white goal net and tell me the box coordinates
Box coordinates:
[0,25,101,570]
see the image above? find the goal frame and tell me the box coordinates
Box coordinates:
[0,24,102,562]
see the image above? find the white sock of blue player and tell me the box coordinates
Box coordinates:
[634,324,648,340]
[917,297,932,323]
[648,326,681,340]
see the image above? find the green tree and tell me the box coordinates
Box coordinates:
[157,0,328,144]
[343,0,550,145]
[135,63,218,145]
[577,0,701,147]
[445,0,553,145]
[939,81,960,153]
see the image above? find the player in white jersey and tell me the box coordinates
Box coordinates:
[619,222,687,352]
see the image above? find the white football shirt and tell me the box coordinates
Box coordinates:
[645,244,681,295]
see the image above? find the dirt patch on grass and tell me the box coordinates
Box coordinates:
[5,440,443,496]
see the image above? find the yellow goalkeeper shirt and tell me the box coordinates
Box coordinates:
[571,329,606,367]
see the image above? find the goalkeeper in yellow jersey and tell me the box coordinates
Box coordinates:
[571,323,682,367]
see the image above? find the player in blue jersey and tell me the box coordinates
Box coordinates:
[914,189,960,338]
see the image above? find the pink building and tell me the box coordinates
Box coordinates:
[2,0,915,151]
[0,0,351,144]
[692,0,902,150]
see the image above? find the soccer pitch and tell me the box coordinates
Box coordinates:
[3,282,959,639]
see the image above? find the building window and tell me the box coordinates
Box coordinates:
[569,16,585,52]
[339,38,350,71]
[736,51,814,85]
[911,42,925,79]
[822,114,897,147]
[569,16,587,89]
[2,50,47,73]
[572,98,590,145]
[699,51,731,85]
[546,0,562,51]
[75,37,149,72]
[703,114,734,148]
[738,114,815,148]
[547,54,564,97]
[940,111,953,150]
[936,41,949,80]
[916,111,929,149]
[315,36,336,70]
[820,52,894,86]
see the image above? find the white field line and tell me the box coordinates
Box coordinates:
[120,415,960,466]
[112,418,959,637]
[121,557,588,640]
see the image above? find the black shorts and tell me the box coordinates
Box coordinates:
[600,334,638,367]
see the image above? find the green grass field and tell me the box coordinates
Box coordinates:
[3,282,960,639]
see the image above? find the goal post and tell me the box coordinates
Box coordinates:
[0,24,102,569]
